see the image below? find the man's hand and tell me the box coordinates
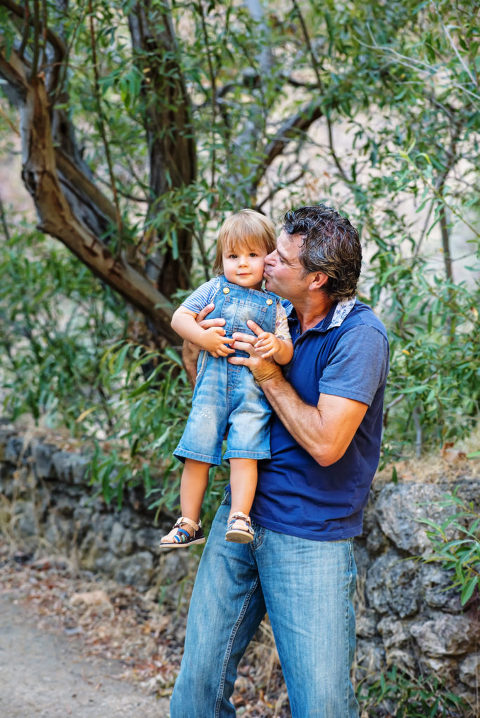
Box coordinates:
[229,320,283,385]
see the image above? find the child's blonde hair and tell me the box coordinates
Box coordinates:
[213,209,276,275]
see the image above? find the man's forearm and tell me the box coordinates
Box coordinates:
[259,373,367,467]
[182,340,200,388]
[259,374,327,463]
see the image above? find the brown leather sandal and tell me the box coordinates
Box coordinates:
[159,516,205,548]
[225,512,254,544]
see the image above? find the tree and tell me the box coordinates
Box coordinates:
[0,0,479,460]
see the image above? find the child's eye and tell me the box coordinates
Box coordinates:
[249,252,259,257]
[227,253,237,259]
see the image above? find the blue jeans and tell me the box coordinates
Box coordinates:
[170,501,359,718]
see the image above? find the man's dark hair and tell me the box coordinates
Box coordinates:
[283,205,362,301]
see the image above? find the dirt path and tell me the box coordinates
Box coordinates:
[0,545,289,717]
[0,592,169,717]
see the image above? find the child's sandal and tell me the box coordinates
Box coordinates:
[159,516,205,549]
[225,512,254,544]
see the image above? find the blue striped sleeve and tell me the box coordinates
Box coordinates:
[181,278,220,314]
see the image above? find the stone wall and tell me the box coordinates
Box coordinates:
[355,477,480,710]
[0,424,194,603]
[0,423,479,709]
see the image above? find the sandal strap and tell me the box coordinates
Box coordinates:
[174,516,201,532]
[229,512,251,525]
[227,513,253,532]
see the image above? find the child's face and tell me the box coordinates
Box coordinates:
[222,245,267,290]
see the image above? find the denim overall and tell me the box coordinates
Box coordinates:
[174,275,278,465]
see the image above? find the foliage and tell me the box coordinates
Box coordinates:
[420,492,480,606]
[87,340,228,516]
[357,665,470,717]
[1,0,480,508]
[0,223,126,433]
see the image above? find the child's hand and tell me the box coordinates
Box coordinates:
[253,331,280,359]
[202,326,234,358]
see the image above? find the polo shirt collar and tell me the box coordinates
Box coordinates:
[285,296,356,332]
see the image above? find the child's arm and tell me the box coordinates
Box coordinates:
[172,306,234,358]
[253,332,293,365]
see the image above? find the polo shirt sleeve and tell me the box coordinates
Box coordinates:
[318,325,389,406]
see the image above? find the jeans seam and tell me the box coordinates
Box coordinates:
[214,576,260,718]
[344,540,354,717]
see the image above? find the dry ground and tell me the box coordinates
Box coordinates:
[0,542,290,718]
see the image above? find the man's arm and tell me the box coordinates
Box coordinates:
[230,321,368,466]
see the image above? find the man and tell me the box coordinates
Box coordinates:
[170,205,389,717]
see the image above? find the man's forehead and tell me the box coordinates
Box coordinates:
[276,230,303,259]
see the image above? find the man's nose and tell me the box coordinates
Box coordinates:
[265,250,276,265]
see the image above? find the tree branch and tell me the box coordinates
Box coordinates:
[249,99,324,193]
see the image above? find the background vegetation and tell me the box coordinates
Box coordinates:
[1,0,479,500]
[0,1,479,714]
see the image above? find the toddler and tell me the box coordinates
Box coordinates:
[160,210,293,547]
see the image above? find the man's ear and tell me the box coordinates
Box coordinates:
[309,272,329,291]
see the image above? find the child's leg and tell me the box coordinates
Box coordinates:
[226,458,257,543]
[160,459,210,545]
[180,458,210,529]
[229,457,257,519]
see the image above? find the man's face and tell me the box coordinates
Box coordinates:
[263,230,310,302]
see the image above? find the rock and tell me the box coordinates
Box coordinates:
[385,647,416,672]
[4,436,25,464]
[355,639,385,684]
[32,442,57,479]
[356,608,379,639]
[410,613,480,656]
[70,590,112,608]
[365,551,420,618]
[52,451,89,485]
[12,500,37,538]
[114,552,154,589]
[375,483,450,555]
[108,521,135,556]
[44,514,74,551]
[136,526,164,553]
[419,564,462,613]
[459,652,480,689]
[377,617,410,649]
[419,655,457,684]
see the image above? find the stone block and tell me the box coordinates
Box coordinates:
[366,551,420,618]
[108,521,135,556]
[32,442,57,479]
[114,551,154,589]
[377,616,410,648]
[52,451,89,485]
[375,483,451,556]
[410,613,480,657]
[459,652,480,689]
[419,564,462,613]
[356,608,379,639]
[5,436,25,465]
[355,639,385,684]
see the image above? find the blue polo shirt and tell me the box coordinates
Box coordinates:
[250,298,389,541]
